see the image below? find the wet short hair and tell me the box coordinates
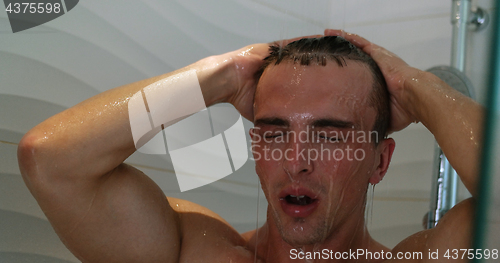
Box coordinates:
[255,36,390,144]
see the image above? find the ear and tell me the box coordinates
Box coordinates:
[369,138,395,185]
[249,128,262,162]
[249,127,261,148]
[249,127,258,142]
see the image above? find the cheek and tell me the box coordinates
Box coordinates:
[254,157,279,185]
[315,143,375,181]
[252,141,286,165]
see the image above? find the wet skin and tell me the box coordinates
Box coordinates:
[248,61,395,261]
[18,34,478,262]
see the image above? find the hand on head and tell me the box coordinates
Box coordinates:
[222,35,323,121]
[225,30,421,133]
[325,29,421,133]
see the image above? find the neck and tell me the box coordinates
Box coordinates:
[248,210,388,262]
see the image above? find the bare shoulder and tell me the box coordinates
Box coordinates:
[386,198,475,263]
[168,197,257,263]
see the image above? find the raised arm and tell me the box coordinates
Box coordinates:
[17,42,271,262]
[325,29,483,198]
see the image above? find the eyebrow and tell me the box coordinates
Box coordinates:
[254,117,354,129]
[311,118,355,129]
[254,117,289,127]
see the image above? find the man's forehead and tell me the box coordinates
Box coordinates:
[254,61,376,129]
[254,115,360,130]
[256,61,373,98]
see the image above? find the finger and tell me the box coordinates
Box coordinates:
[324,29,386,60]
[324,29,346,37]
[324,29,374,51]
[270,34,324,47]
[325,29,407,67]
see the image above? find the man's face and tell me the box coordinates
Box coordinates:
[251,60,382,246]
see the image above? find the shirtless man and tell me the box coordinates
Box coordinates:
[18,30,481,262]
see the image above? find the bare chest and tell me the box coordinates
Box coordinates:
[178,244,259,263]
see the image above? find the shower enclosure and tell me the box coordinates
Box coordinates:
[0,0,497,262]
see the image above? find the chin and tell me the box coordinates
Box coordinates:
[274,211,331,246]
[280,225,329,246]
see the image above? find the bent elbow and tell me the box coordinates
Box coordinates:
[17,131,50,188]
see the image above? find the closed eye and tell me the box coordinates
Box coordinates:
[317,135,339,142]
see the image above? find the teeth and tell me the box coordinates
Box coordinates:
[289,195,305,199]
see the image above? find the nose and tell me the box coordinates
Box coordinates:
[282,138,314,179]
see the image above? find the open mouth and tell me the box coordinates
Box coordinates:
[278,188,320,218]
[284,195,315,206]
[279,194,319,218]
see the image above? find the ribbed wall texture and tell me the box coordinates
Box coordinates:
[0,0,495,261]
